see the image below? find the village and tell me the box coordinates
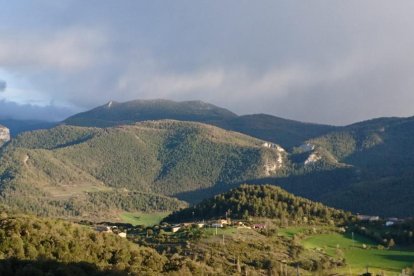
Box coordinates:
[90,213,410,242]
[92,217,270,239]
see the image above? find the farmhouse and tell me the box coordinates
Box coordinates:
[196,223,205,228]
[118,232,127,238]
[171,226,181,233]
[357,215,380,221]
[253,224,266,229]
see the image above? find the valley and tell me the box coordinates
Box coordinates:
[0,99,414,274]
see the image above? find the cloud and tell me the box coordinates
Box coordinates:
[1,1,414,124]
[0,80,6,92]
[0,100,74,121]
[0,28,107,72]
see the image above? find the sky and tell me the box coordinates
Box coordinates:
[1,1,414,125]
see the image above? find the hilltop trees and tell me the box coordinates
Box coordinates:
[165,184,352,224]
[0,214,167,274]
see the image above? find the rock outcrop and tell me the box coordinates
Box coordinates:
[0,125,10,146]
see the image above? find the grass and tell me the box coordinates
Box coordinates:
[277,226,309,238]
[120,212,170,226]
[302,232,414,274]
[203,227,240,236]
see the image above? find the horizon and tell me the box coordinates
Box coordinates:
[1,97,413,127]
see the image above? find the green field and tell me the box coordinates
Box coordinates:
[277,226,309,238]
[203,227,239,236]
[303,232,414,274]
[120,212,170,226]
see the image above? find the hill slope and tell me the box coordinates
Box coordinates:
[215,114,337,149]
[0,120,288,219]
[298,116,414,216]
[0,213,169,275]
[63,99,336,149]
[165,184,351,224]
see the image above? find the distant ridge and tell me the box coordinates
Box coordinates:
[0,119,55,137]
[63,99,336,149]
[64,99,238,127]
[214,113,337,149]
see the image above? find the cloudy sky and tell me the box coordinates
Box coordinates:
[1,1,414,124]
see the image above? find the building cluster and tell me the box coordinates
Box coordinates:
[167,218,268,233]
[357,214,405,227]
[95,225,127,238]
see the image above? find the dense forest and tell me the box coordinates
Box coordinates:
[64,99,238,127]
[0,213,167,275]
[0,121,287,220]
[165,184,352,224]
[2,99,414,219]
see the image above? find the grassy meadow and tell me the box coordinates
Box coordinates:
[303,232,414,275]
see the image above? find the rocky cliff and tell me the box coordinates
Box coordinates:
[0,125,10,146]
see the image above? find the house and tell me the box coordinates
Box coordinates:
[385,221,395,227]
[171,226,181,233]
[220,219,230,225]
[196,223,205,228]
[253,224,266,229]
[118,232,127,238]
[357,215,380,221]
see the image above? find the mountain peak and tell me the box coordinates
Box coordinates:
[64,99,237,127]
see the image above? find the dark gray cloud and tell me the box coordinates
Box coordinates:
[0,80,6,92]
[1,1,414,124]
[0,100,74,122]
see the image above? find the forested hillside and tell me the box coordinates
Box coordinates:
[63,99,336,149]
[165,184,352,224]
[0,120,288,219]
[64,99,237,127]
[2,98,414,218]
[0,213,167,275]
[215,114,337,149]
[301,116,414,216]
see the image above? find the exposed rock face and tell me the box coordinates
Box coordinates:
[0,125,10,146]
[304,152,322,165]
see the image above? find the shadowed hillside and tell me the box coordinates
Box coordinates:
[64,99,237,127]
[0,120,288,219]
[63,99,336,149]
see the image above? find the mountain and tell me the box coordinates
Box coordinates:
[168,114,414,217]
[2,98,414,218]
[165,184,351,224]
[298,115,414,216]
[0,119,56,137]
[0,120,288,220]
[64,99,238,127]
[215,114,338,149]
[63,99,336,149]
